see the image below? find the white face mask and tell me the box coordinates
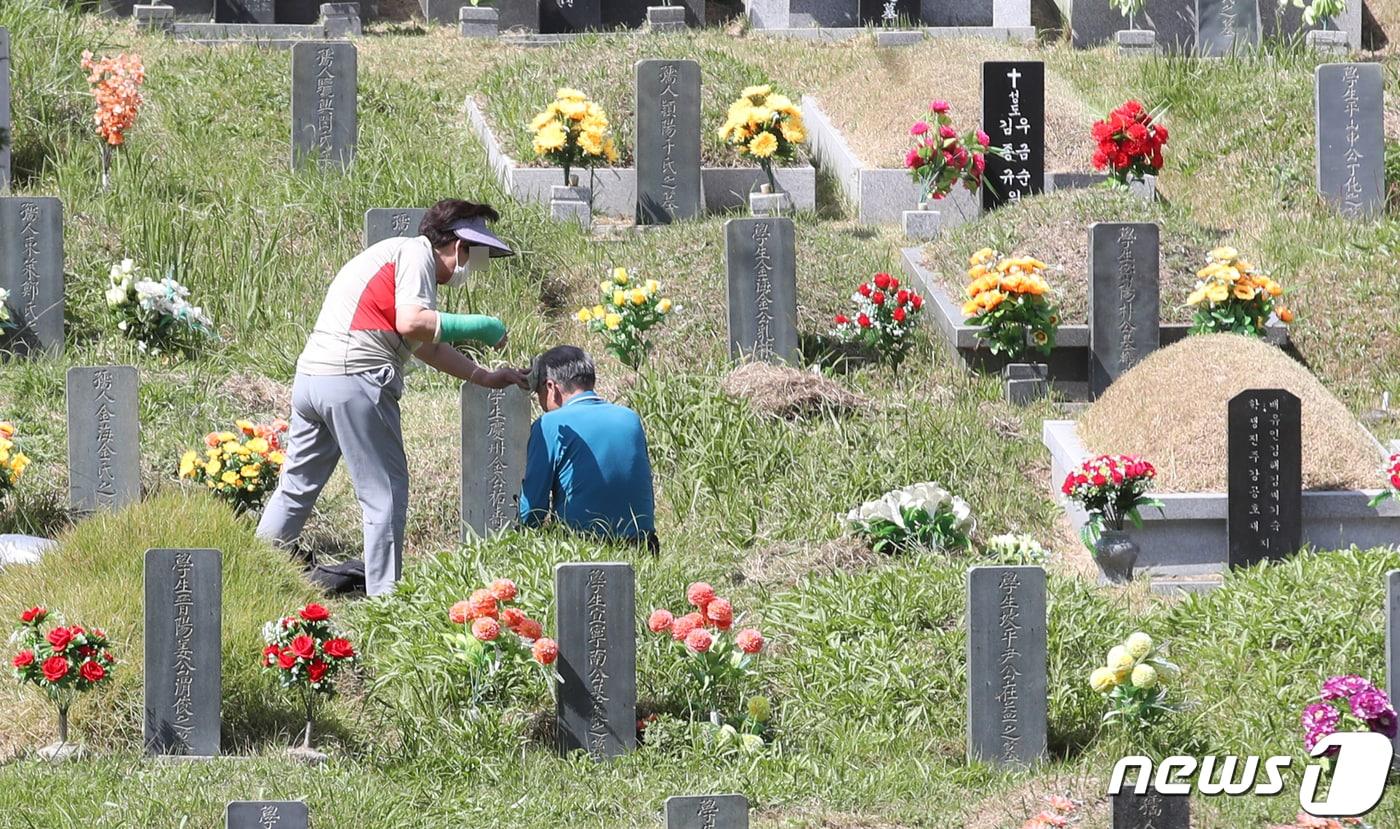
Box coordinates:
[446,242,471,288]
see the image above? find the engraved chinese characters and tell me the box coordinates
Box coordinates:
[363,207,426,247]
[724,217,799,364]
[556,562,637,760]
[665,794,750,829]
[636,59,701,226]
[980,61,1044,211]
[1315,64,1385,219]
[1088,222,1160,399]
[291,42,357,169]
[216,0,276,23]
[1111,790,1190,829]
[540,0,602,34]
[0,196,65,357]
[226,801,310,829]
[144,548,222,757]
[1227,389,1302,569]
[1196,0,1260,56]
[967,566,1047,766]
[460,384,530,540]
[66,366,140,513]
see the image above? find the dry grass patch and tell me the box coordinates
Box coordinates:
[721,362,870,419]
[960,772,1107,829]
[1078,334,1386,493]
[738,536,878,587]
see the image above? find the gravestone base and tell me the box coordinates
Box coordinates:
[1306,28,1348,53]
[1003,362,1049,406]
[134,3,176,29]
[1116,28,1155,50]
[746,0,791,27]
[749,190,791,217]
[876,29,925,45]
[551,185,593,230]
[647,5,687,29]
[287,745,328,765]
[37,741,84,762]
[901,208,942,240]
[460,5,499,35]
[321,2,362,35]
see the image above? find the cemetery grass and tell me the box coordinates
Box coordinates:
[2,2,1400,825]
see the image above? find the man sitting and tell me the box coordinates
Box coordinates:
[519,346,658,552]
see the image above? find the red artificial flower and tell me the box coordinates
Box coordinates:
[911,294,924,310]
[517,618,543,640]
[323,638,355,660]
[871,291,886,306]
[834,313,850,325]
[671,611,704,643]
[299,603,331,623]
[489,578,517,602]
[307,659,329,683]
[20,607,46,625]
[500,607,527,631]
[41,656,69,683]
[467,589,498,620]
[12,650,35,669]
[448,600,471,625]
[647,608,674,633]
[895,289,910,306]
[857,313,872,328]
[47,627,74,652]
[704,597,733,628]
[857,282,873,298]
[930,100,950,114]
[277,648,298,670]
[532,637,558,666]
[686,582,716,609]
[905,147,923,169]
[684,628,714,654]
[472,617,500,642]
[735,628,765,655]
[873,272,891,290]
[290,634,316,661]
[261,644,280,667]
[893,307,907,323]
[79,661,105,683]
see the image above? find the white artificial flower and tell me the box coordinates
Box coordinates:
[120,258,135,274]
[950,496,975,533]
[117,321,128,331]
[109,264,123,281]
[105,286,127,307]
[137,340,147,352]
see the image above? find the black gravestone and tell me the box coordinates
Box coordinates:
[916,0,991,25]
[981,61,1044,212]
[227,802,309,829]
[1,28,10,192]
[66,366,141,513]
[0,196,64,357]
[724,217,799,365]
[363,208,427,247]
[216,0,277,23]
[1227,389,1302,569]
[966,565,1047,766]
[460,384,530,540]
[1315,63,1386,219]
[1196,0,1260,55]
[1111,790,1190,828]
[858,0,919,24]
[1087,222,1160,399]
[635,59,702,226]
[290,42,357,170]
[665,794,749,829]
[144,548,222,757]
[539,0,601,33]
[556,561,636,760]
[1387,570,1400,757]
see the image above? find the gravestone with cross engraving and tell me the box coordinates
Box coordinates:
[363,208,427,247]
[226,801,309,829]
[724,217,798,365]
[291,41,357,170]
[635,59,701,226]
[665,794,749,829]
[1315,63,1385,219]
[0,196,64,357]
[460,383,530,540]
[1111,789,1190,828]
[967,565,1047,766]
[981,61,1044,212]
[555,561,636,760]
[1087,222,1160,399]
[1227,388,1302,569]
[144,548,222,757]
[66,366,141,513]
[1,28,11,192]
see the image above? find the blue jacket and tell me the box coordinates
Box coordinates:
[518,391,656,538]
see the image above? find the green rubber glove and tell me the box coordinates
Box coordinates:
[438,313,506,347]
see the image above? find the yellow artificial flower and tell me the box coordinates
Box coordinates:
[179,451,198,478]
[1208,246,1239,261]
[240,464,260,478]
[0,437,10,453]
[604,313,622,330]
[613,267,629,285]
[969,248,996,266]
[1089,667,1118,693]
[558,100,588,121]
[749,131,779,159]
[1232,283,1257,300]
[779,122,806,144]
[269,451,285,465]
[533,122,568,155]
[245,437,269,454]
[644,278,660,294]
[0,422,13,438]
[603,139,619,164]
[1125,632,1153,659]
[599,279,613,294]
[740,84,771,102]
[630,289,647,306]
[577,308,593,323]
[746,107,774,130]
[220,470,239,485]
[658,298,673,314]
[1187,286,1208,306]
[0,448,8,464]
[1131,664,1158,689]
[205,460,222,476]
[556,87,587,102]
[235,419,255,434]
[591,304,605,318]
[612,290,626,307]
[578,130,605,157]
[961,299,981,317]
[1107,645,1135,679]
[1205,281,1230,303]
[529,110,556,132]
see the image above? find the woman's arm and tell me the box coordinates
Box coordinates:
[413,341,529,389]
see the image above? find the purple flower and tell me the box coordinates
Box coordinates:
[1302,701,1340,731]
[1350,687,1395,721]
[1369,711,1398,739]
[1321,674,1374,701]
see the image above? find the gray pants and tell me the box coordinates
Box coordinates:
[256,367,408,596]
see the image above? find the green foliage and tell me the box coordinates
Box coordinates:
[857,506,973,555]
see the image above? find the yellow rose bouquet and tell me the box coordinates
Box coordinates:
[0,421,33,506]
[717,84,806,192]
[1186,246,1294,337]
[529,87,619,186]
[576,267,675,370]
[179,418,289,514]
[961,248,1060,360]
[1088,631,1180,729]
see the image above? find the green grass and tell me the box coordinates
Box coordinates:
[0,1,1399,826]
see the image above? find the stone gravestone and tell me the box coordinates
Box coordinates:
[555,561,636,760]
[1315,64,1385,219]
[1111,789,1190,828]
[858,0,919,24]
[226,802,309,829]
[363,207,426,247]
[1387,570,1400,756]
[216,0,277,22]
[915,0,991,25]
[0,196,64,357]
[539,0,601,33]
[665,794,749,829]
[966,565,1047,766]
[1196,0,1259,55]
[460,384,529,540]
[635,60,701,226]
[1,28,11,192]
[1227,389,1302,569]
[724,217,799,365]
[144,548,221,757]
[1087,222,1160,399]
[66,366,140,513]
[290,42,357,170]
[981,61,1044,212]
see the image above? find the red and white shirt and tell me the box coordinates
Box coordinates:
[297,236,438,377]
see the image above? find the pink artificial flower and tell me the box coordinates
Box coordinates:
[735,628,765,654]
[909,121,930,136]
[647,608,674,633]
[684,628,714,654]
[686,582,716,609]
[930,100,950,114]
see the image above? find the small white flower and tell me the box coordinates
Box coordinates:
[109,264,122,281]
[120,258,135,275]
[137,340,147,351]
[117,320,128,331]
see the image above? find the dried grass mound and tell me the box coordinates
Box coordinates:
[1078,334,1385,493]
[721,362,868,420]
[221,372,291,418]
[739,537,877,588]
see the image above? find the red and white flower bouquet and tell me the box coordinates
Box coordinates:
[260,602,357,762]
[831,271,926,371]
[10,606,116,760]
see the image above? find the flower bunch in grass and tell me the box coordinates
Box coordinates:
[0,422,32,505]
[179,419,288,514]
[530,88,619,185]
[11,607,116,746]
[1062,454,1162,547]
[905,100,993,203]
[1108,0,1146,26]
[447,579,559,707]
[1088,631,1179,728]
[576,267,675,370]
[80,51,145,189]
[1186,246,1293,336]
[961,248,1059,360]
[1091,100,1167,186]
[717,85,805,192]
[1368,453,1400,508]
[1021,795,1082,829]
[1285,0,1345,26]
[830,271,925,371]
[846,481,975,554]
[984,533,1049,565]
[261,602,357,754]
[1301,675,1397,755]
[105,258,216,358]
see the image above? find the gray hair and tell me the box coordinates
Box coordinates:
[531,345,596,393]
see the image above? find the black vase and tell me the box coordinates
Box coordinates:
[1094,529,1139,584]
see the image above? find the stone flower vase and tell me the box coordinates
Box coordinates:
[38,701,84,762]
[1094,529,1139,584]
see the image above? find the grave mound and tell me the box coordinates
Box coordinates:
[1078,334,1384,493]
[720,362,868,419]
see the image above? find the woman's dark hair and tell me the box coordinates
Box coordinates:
[419,199,501,249]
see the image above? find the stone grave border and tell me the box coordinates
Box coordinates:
[802,96,1156,225]
[899,246,1289,397]
[1042,418,1400,576]
[1046,0,1364,51]
[135,2,360,47]
[465,98,817,218]
[745,24,1036,42]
